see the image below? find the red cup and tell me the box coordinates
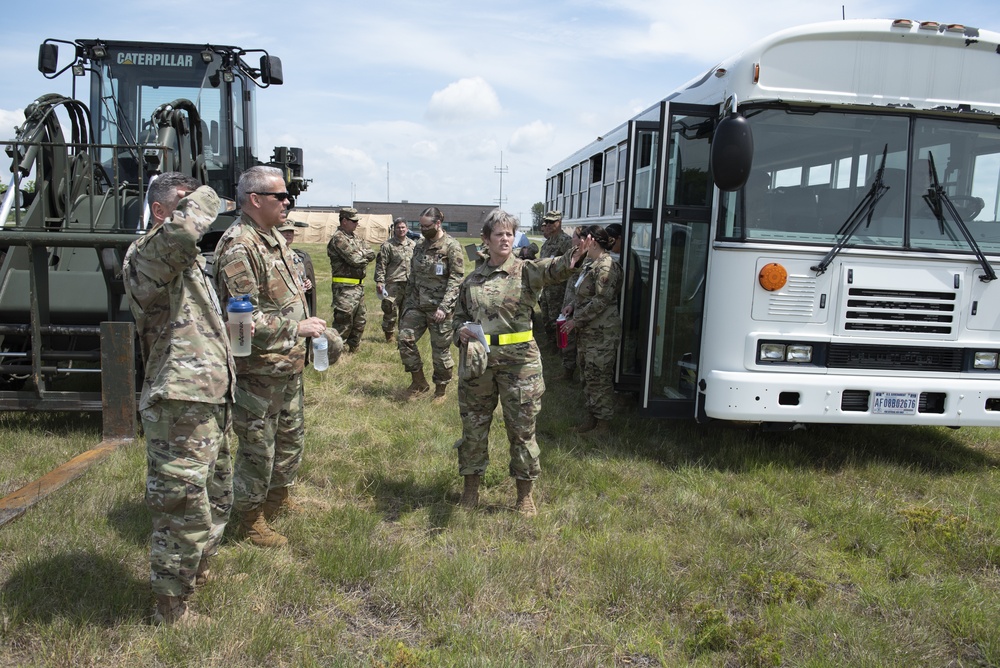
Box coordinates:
[556,315,569,349]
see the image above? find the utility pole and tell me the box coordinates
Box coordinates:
[386,163,390,202]
[494,151,508,208]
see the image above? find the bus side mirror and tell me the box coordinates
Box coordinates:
[711,113,754,192]
[261,55,283,85]
[38,44,58,75]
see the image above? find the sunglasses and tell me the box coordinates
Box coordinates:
[253,191,291,201]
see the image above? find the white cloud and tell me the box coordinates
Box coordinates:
[324,146,380,177]
[426,77,501,123]
[0,109,24,140]
[509,121,554,154]
[411,140,438,159]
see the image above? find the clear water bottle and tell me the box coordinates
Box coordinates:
[313,336,329,371]
[226,296,254,357]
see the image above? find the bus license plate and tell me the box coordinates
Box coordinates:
[872,391,918,415]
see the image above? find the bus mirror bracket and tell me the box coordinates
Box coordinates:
[710,95,753,192]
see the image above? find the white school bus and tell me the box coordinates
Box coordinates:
[546,18,1000,426]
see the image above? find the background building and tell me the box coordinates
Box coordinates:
[353,201,500,235]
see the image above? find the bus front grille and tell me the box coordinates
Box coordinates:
[827,344,963,371]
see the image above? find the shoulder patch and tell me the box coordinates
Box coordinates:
[224,259,250,277]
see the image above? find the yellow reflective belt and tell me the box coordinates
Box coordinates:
[489,330,534,346]
[331,277,362,285]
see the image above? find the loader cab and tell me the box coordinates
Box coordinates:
[37,38,283,202]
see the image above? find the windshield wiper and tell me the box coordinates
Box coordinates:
[812,145,890,276]
[921,152,996,282]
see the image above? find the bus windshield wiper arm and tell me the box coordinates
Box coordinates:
[812,145,889,276]
[922,152,997,282]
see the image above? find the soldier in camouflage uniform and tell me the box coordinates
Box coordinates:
[562,225,623,434]
[558,226,588,381]
[453,209,586,516]
[123,173,234,626]
[537,210,573,356]
[327,207,376,353]
[214,166,327,548]
[397,207,464,401]
[278,223,316,316]
[375,217,415,342]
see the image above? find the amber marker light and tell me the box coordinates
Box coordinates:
[758,263,788,291]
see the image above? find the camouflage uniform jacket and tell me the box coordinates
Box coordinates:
[403,233,464,314]
[570,252,623,330]
[123,186,235,410]
[540,231,572,260]
[374,236,415,284]
[327,229,376,281]
[214,212,309,376]
[453,251,577,366]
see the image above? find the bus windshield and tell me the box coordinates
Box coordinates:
[721,108,1000,254]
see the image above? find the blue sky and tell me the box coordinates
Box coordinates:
[3,1,1000,222]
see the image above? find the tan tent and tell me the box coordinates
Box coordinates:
[285,211,392,245]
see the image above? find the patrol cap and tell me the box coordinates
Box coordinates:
[339,207,360,221]
[277,223,296,233]
[459,338,488,381]
[542,210,563,223]
[323,327,345,365]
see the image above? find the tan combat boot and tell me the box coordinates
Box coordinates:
[385,330,394,342]
[459,474,481,509]
[195,556,211,587]
[262,486,301,521]
[515,479,537,517]
[240,507,288,548]
[572,415,598,434]
[432,383,448,403]
[590,419,611,435]
[153,594,206,626]
[401,369,430,400]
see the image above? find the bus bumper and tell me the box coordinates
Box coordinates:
[701,370,1000,426]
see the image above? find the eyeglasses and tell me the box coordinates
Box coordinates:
[253,192,291,201]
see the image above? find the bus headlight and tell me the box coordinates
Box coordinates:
[758,341,815,364]
[974,352,999,369]
[785,345,813,363]
[759,343,786,361]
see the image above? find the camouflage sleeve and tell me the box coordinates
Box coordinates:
[573,257,623,328]
[439,238,465,315]
[215,244,299,346]
[331,234,376,268]
[525,249,578,292]
[451,275,474,346]
[374,242,389,283]
[128,186,220,285]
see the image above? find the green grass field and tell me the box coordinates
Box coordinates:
[1,240,999,667]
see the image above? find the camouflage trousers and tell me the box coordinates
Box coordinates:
[141,399,233,598]
[231,373,305,514]
[578,327,620,421]
[380,281,407,334]
[457,357,544,480]
[539,284,567,346]
[397,307,455,385]
[561,328,578,372]
[331,284,366,349]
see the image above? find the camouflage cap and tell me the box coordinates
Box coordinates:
[339,207,360,221]
[542,210,563,223]
[459,338,488,381]
[277,223,297,233]
[323,327,345,365]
